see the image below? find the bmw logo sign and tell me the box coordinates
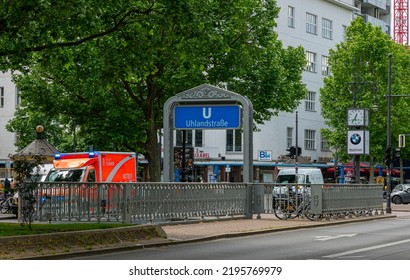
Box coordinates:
[350,133,361,145]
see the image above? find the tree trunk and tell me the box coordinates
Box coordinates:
[369,157,375,183]
[145,123,161,182]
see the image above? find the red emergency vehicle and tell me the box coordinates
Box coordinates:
[42,151,137,214]
[45,151,137,183]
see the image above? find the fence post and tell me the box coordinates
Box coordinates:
[310,184,323,215]
[124,184,132,224]
[253,184,265,218]
[245,183,253,219]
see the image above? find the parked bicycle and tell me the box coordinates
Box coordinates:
[272,184,322,221]
[0,194,18,216]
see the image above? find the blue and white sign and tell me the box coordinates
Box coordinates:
[258,150,272,161]
[174,105,241,129]
[347,130,369,155]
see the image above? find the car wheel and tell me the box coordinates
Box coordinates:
[392,196,403,204]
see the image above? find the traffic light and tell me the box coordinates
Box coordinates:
[384,147,391,166]
[393,148,400,159]
[296,147,302,156]
[334,166,340,177]
[286,146,296,158]
[399,134,406,148]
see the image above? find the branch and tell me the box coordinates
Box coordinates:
[0,5,157,57]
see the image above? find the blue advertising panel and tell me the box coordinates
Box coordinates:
[174,105,241,129]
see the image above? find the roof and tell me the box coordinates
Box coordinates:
[13,138,59,162]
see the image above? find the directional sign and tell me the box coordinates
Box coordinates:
[174,105,241,129]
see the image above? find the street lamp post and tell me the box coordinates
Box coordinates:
[348,58,376,183]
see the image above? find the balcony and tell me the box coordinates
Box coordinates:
[359,0,388,11]
[361,14,390,34]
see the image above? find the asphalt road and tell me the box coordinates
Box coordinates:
[69,215,410,260]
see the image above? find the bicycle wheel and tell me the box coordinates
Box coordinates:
[304,211,323,221]
[0,201,9,214]
[273,198,294,220]
[300,199,323,221]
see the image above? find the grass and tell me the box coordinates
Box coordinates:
[0,222,133,237]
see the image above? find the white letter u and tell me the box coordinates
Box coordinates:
[203,107,211,119]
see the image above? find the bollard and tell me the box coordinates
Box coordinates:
[46,212,52,223]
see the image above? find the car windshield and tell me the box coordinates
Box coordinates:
[45,169,84,182]
[403,185,410,191]
[276,174,305,184]
[392,184,410,192]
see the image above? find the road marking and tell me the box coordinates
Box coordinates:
[314,234,357,241]
[323,238,410,258]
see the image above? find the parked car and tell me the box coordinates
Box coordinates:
[390,184,410,204]
[382,178,400,199]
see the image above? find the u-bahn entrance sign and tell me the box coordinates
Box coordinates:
[174,105,241,129]
[163,84,253,183]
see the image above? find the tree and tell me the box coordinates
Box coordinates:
[320,17,410,165]
[10,155,46,229]
[6,0,307,181]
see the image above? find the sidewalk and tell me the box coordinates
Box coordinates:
[162,208,409,241]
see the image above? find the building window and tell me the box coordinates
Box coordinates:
[342,25,347,41]
[226,129,242,152]
[306,13,317,35]
[322,18,333,39]
[0,87,4,108]
[195,130,203,147]
[305,51,316,72]
[288,6,295,28]
[287,127,293,148]
[321,133,331,152]
[15,87,21,106]
[304,129,316,150]
[321,55,330,76]
[176,130,192,146]
[305,91,316,112]
[176,130,203,147]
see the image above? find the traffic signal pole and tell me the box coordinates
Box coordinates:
[386,53,392,214]
[295,111,299,177]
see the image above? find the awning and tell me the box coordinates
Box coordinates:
[194,160,329,168]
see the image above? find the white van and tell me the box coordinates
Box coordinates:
[275,168,324,185]
[31,163,54,182]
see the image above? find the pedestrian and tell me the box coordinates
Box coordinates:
[4,178,11,196]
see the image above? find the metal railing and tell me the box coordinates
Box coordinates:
[19,182,384,224]
[30,182,251,224]
[255,183,384,219]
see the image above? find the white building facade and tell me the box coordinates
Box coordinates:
[0,71,18,179]
[176,0,391,182]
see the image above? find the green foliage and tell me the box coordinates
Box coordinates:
[3,0,306,181]
[0,222,132,237]
[320,17,410,163]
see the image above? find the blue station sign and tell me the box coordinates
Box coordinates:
[174,105,241,129]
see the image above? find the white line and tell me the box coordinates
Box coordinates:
[323,238,410,258]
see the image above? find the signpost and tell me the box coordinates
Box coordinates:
[174,105,241,129]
